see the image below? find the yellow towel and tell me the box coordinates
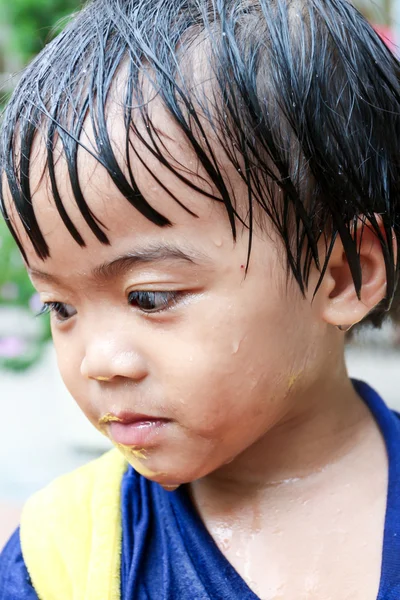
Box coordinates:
[20,449,127,600]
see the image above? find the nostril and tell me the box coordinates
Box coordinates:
[80,347,148,382]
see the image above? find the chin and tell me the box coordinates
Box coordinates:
[112,436,229,486]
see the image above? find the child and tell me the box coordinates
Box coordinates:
[0,0,400,597]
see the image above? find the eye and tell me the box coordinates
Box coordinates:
[37,302,77,322]
[128,291,179,313]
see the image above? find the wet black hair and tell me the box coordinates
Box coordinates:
[1,0,400,325]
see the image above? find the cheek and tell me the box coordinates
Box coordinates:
[162,344,284,436]
[154,293,308,439]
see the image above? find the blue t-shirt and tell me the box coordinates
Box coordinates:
[2,380,400,599]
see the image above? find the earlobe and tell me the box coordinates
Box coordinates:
[316,219,389,328]
[336,323,354,333]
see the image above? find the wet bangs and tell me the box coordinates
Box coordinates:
[1,0,400,323]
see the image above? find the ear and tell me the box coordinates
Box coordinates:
[314,220,389,328]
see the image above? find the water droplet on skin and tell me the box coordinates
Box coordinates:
[231,339,241,354]
[249,376,259,392]
[220,537,230,550]
[244,554,252,580]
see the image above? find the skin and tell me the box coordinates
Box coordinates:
[4,97,390,598]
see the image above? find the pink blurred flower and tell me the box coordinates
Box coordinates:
[0,336,27,358]
[374,25,397,54]
[29,293,43,314]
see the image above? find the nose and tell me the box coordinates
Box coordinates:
[80,337,148,383]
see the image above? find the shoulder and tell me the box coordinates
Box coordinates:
[0,528,38,600]
[21,450,127,526]
[392,410,400,422]
[20,449,127,600]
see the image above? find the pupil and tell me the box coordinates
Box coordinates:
[56,303,70,318]
[139,292,156,309]
[129,291,173,312]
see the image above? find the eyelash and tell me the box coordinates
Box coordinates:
[128,290,180,312]
[37,302,73,322]
[36,291,181,322]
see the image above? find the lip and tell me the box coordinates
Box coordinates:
[99,412,171,446]
[98,412,165,426]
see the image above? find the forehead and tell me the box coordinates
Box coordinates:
[3,92,247,274]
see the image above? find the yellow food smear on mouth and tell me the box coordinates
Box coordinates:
[115,443,147,460]
[114,443,163,478]
[98,413,123,426]
[97,417,167,480]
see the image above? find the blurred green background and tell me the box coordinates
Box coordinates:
[0,0,80,63]
[0,0,82,371]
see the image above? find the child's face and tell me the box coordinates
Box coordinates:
[9,107,331,487]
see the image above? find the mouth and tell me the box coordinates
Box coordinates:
[99,412,171,447]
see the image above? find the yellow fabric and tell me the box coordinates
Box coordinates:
[20,448,127,600]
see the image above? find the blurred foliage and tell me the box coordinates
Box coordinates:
[0,220,34,309]
[353,0,391,26]
[0,218,51,371]
[0,0,83,63]
[0,0,81,370]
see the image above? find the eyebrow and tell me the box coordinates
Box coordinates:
[27,242,209,286]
